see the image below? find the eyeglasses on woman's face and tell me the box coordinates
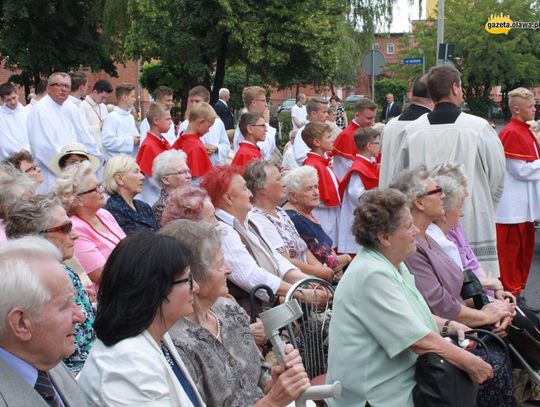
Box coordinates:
[173,272,193,290]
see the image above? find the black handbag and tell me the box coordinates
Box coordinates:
[508,306,540,369]
[413,329,509,407]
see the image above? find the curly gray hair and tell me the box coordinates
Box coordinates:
[0,170,37,221]
[389,165,430,204]
[244,160,279,196]
[283,165,318,195]
[6,194,62,238]
[152,149,187,188]
[53,160,95,216]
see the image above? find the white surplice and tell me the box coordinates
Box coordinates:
[80,95,109,155]
[0,103,30,161]
[101,106,138,159]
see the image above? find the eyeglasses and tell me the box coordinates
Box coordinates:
[370,141,380,145]
[24,165,39,173]
[40,221,73,234]
[173,272,193,290]
[166,169,191,176]
[77,183,104,196]
[255,99,267,103]
[49,83,71,89]
[424,186,443,196]
[249,124,267,128]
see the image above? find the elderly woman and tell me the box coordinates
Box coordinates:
[78,232,205,406]
[160,186,216,227]
[54,160,126,289]
[391,166,517,406]
[327,189,492,407]
[245,160,336,282]
[283,166,350,273]
[4,150,44,184]
[5,194,95,374]
[151,149,191,226]
[0,167,36,241]
[162,219,310,407]
[103,155,158,233]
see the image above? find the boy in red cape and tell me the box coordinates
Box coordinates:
[173,102,216,183]
[302,122,341,246]
[337,128,380,255]
[231,112,265,171]
[136,102,172,203]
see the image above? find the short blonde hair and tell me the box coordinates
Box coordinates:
[508,87,534,110]
[103,155,137,195]
[188,102,217,122]
[146,102,169,123]
[53,160,95,215]
[242,86,266,107]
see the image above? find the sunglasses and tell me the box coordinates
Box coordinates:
[424,186,443,196]
[77,184,104,196]
[173,272,193,290]
[40,221,73,235]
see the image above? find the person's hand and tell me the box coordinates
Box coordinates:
[320,264,334,283]
[446,320,470,342]
[492,315,513,337]
[481,299,513,325]
[464,354,493,384]
[84,284,97,304]
[495,290,516,303]
[250,318,267,347]
[204,143,218,154]
[262,344,309,407]
[133,135,141,146]
[300,287,329,309]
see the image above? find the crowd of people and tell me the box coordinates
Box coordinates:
[0,63,539,406]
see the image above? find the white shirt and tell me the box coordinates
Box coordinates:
[0,103,30,160]
[291,103,307,129]
[281,143,299,172]
[495,158,540,223]
[292,123,310,166]
[80,95,109,154]
[337,155,374,254]
[178,118,230,165]
[101,106,138,159]
[27,95,78,192]
[140,118,177,146]
[215,209,295,297]
[64,95,104,163]
[426,223,464,270]
[233,124,277,160]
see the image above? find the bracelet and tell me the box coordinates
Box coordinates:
[442,319,452,335]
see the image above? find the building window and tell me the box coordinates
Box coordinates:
[386,42,395,54]
[373,43,380,51]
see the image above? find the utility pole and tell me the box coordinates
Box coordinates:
[436,0,444,64]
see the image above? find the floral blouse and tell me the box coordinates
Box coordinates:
[104,193,158,234]
[64,265,95,374]
[336,104,347,129]
[152,188,169,228]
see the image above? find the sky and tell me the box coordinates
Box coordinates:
[389,0,422,33]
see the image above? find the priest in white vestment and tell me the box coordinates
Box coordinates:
[0,83,30,160]
[80,80,113,155]
[394,65,505,276]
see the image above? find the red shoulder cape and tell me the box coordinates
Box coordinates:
[303,152,340,207]
[499,118,540,162]
[231,141,263,171]
[332,121,360,160]
[172,133,213,177]
[339,155,380,198]
[136,132,171,176]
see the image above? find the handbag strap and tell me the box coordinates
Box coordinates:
[466,328,510,370]
[446,332,490,364]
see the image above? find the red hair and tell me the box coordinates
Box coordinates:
[201,166,243,207]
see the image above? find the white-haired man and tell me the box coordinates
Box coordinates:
[214,88,234,131]
[496,87,540,304]
[0,236,87,406]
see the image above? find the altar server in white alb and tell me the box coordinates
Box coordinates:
[80,79,113,155]
[101,83,140,159]
[233,86,277,160]
[64,71,104,165]
[496,87,540,298]
[139,86,177,146]
[0,82,30,161]
[395,64,505,276]
[27,72,79,192]
[177,86,229,165]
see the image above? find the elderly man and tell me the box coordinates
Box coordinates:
[0,236,87,406]
[214,87,235,131]
[379,74,434,188]
[496,87,540,302]
[332,98,377,179]
[395,64,505,276]
[0,82,30,161]
[381,92,401,123]
[291,93,307,130]
[177,86,230,165]
[27,72,78,192]
[233,86,278,160]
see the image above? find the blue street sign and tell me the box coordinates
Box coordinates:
[402,57,424,65]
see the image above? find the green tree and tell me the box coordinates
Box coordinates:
[0,0,116,96]
[374,78,408,109]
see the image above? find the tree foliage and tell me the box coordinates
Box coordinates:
[374,78,408,108]
[0,0,116,94]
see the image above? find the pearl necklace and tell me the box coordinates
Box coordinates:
[208,309,222,340]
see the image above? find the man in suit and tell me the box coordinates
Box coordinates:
[214,87,235,131]
[0,236,88,407]
[381,92,402,123]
